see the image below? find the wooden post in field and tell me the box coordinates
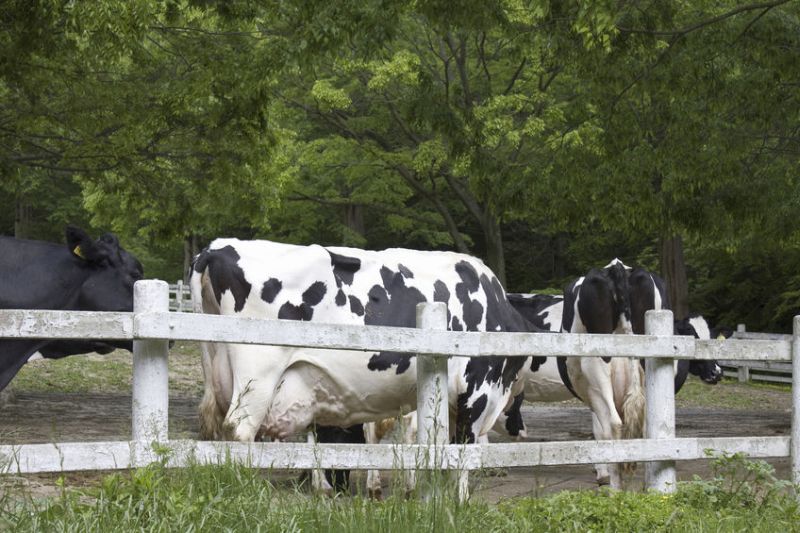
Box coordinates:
[644,309,676,492]
[792,316,800,491]
[416,302,450,499]
[737,324,750,382]
[132,280,170,443]
[176,280,184,312]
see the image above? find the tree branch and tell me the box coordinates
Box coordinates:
[616,1,790,37]
[504,57,527,95]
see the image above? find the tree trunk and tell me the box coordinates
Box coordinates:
[343,204,365,241]
[484,215,507,287]
[14,196,31,239]
[553,233,566,280]
[660,234,689,320]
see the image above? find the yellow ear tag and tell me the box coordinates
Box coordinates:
[716,334,726,340]
[73,245,86,259]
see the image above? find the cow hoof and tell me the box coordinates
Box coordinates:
[597,475,610,486]
[368,488,383,500]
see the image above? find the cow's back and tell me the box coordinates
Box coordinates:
[0,237,74,309]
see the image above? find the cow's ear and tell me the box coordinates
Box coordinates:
[65,225,106,263]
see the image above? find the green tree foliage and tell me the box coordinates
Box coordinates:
[529,1,800,316]
[269,2,616,284]
[1,0,797,325]
[1,1,284,268]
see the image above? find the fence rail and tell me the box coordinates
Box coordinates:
[720,324,795,384]
[169,281,191,312]
[1,280,799,499]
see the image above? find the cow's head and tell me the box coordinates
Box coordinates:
[688,360,723,384]
[675,315,724,384]
[66,226,143,350]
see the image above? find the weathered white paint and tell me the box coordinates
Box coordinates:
[694,339,791,362]
[733,331,792,341]
[644,310,676,493]
[0,310,133,340]
[138,312,693,358]
[0,286,798,497]
[0,437,790,475]
[415,302,451,499]
[0,310,790,362]
[415,302,449,448]
[792,316,800,487]
[132,281,170,442]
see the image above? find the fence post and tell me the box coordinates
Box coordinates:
[176,280,184,313]
[416,302,450,499]
[792,316,800,491]
[737,324,750,382]
[132,280,170,443]
[644,309,676,493]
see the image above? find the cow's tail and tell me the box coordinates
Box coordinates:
[621,357,646,440]
[191,250,226,440]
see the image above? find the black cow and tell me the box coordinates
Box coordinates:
[0,226,143,391]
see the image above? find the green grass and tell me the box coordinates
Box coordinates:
[1,454,798,532]
[12,343,204,396]
[676,377,791,410]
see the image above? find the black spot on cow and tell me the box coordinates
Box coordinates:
[261,278,282,304]
[506,293,563,331]
[367,351,412,374]
[278,302,313,321]
[480,273,545,380]
[451,316,463,331]
[193,245,251,313]
[504,393,526,437]
[302,281,327,306]
[433,279,452,325]
[433,280,449,305]
[365,265,426,375]
[348,295,364,316]
[561,279,578,332]
[335,289,346,306]
[278,281,327,321]
[455,391,488,443]
[454,261,483,331]
[398,264,414,279]
[329,251,361,287]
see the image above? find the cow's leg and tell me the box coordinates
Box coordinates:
[493,391,527,439]
[198,342,232,440]
[400,413,418,494]
[307,431,334,496]
[570,357,623,488]
[364,422,384,499]
[223,346,286,442]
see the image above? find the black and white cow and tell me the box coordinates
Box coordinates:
[674,314,724,387]
[558,259,657,487]
[190,239,544,455]
[499,296,724,439]
[0,226,143,392]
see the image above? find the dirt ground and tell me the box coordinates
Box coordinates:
[0,388,791,502]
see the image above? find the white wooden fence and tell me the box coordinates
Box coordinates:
[169,281,191,313]
[1,280,799,497]
[721,324,794,384]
